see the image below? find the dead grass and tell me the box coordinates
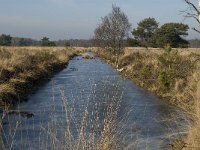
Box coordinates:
[0,46,199,149]
[0,46,87,106]
[94,47,200,148]
[0,46,197,149]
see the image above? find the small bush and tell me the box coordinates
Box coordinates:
[158,70,173,91]
[158,45,180,70]
[157,45,179,92]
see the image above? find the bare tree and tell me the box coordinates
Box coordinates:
[183,0,200,33]
[94,5,131,68]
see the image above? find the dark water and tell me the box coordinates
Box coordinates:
[1,53,189,150]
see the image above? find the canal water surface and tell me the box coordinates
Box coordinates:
[1,53,188,150]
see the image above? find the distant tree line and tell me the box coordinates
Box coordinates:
[0,14,199,49]
[0,34,12,46]
[56,39,94,47]
[40,37,56,47]
[0,35,57,47]
[0,34,96,47]
[1,33,200,48]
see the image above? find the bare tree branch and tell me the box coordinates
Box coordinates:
[192,27,200,33]
[94,5,131,51]
[183,0,200,34]
[184,0,199,13]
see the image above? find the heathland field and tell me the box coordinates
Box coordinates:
[0,46,200,149]
[94,47,200,148]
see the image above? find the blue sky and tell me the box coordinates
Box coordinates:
[0,0,199,40]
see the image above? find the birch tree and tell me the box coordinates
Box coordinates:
[94,5,131,68]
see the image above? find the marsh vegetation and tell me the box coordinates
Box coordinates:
[94,46,200,149]
[0,2,200,149]
[0,47,85,106]
[0,53,190,150]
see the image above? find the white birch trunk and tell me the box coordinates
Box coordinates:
[199,0,200,22]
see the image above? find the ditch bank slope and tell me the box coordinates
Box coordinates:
[0,47,84,107]
[94,47,200,148]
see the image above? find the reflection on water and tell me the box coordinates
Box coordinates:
[1,53,189,150]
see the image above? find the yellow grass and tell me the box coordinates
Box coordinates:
[94,47,200,148]
[124,47,200,56]
[0,46,200,148]
[0,46,86,106]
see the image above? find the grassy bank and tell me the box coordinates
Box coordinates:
[1,46,199,148]
[93,47,200,148]
[0,47,84,107]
